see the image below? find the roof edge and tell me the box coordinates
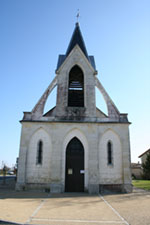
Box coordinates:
[138,149,150,158]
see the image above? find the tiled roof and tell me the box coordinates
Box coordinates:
[138,149,150,158]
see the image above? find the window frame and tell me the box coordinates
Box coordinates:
[36,140,43,165]
[107,141,113,166]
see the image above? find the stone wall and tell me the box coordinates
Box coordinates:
[16,121,132,193]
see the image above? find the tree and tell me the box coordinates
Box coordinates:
[142,153,150,180]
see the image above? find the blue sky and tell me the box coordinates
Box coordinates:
[0,0,150,167]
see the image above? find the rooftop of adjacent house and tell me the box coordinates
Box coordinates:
[131,162,142,168]
[138,149,150,158]
[56,23,96,70]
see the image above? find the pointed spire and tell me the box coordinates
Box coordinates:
[66,23,89,59]
[56,23,96,71]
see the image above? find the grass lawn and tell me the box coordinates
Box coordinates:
[132,180,150,190]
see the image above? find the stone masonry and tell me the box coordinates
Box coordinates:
[16,23,132,194]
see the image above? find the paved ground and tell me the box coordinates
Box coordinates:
[0,188,150,225]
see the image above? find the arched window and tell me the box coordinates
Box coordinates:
[68,65,84,107]
[107,141,113,165]
[36,140,43,165]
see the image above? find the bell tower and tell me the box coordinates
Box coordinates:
[55,22,97,119]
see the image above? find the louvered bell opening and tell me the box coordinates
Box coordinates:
[68,66,84,107]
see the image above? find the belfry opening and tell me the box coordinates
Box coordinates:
[68,65,84,107]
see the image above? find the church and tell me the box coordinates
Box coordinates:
[16,23,132,194]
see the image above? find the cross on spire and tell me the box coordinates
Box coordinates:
[76,9,80,23]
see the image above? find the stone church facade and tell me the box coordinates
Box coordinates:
[16,23,132,193]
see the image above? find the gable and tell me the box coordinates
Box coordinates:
[56,45,97,75]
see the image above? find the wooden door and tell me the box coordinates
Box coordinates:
[65,137,84,192]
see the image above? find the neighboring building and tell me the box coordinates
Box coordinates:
[131,162,142,179]
[16,23,132,193]
[139,149,150,164]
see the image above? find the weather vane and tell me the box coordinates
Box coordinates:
[76,9,80,23]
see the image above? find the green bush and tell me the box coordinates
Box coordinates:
[142,153,150,180]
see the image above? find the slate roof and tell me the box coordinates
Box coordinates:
[56,23,96,71]
[66,22,89,58]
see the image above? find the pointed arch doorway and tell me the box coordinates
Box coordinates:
[65,137,84,192]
